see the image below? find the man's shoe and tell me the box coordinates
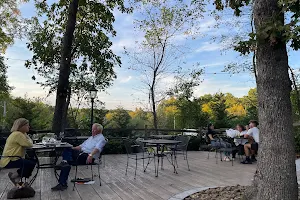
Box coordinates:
[51,184,68,191]
[54,162,70,170]
[251,157,257,162]
[241,159,252,164]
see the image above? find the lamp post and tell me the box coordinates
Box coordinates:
[89,84,98,131]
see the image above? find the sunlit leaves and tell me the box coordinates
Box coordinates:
[0,0,28,52]
[26,0,131,96]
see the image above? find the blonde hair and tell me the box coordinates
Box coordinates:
[11,118,29,132]
[93,123,103,132]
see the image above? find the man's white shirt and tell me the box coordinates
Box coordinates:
[247,127,259,143]
[80,134,106,158]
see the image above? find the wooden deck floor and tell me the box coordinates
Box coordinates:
[0,151,257,200]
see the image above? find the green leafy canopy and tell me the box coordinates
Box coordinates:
[207,0,300,54]
[26,0,132,96]
[0,0,28,53]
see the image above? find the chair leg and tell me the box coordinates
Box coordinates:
[161,156,164,170]
[174,151,178,168]
[207,151,210,159]
[103,155,105,168]
[98,163,101,186]
[91,165,94,181]
[144,157,151,172]
[220,151,223,162]
[125,157,129,176]
[134,156,137,179]
[185,151,190,171]
[73,165,78,191]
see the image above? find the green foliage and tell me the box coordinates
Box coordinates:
[0,57,12,95]
[26,0,131,96]
[104,139,126,154]
[0,0,28,52]
[209,0,300,54]
[187,136,206,151]
[1,96,53,130]
[67,107,108,130]
[106,108,131,129]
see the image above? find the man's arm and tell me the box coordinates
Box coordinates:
[208,134,214,141]
[244,129,254,139]
[72,146,82,151]
[86,138,107,164]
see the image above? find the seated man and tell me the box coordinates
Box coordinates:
[241,120,259,164]
[51,123,106,191]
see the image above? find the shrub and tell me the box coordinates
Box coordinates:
[187,136,206,151]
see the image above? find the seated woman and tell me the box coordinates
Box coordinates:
[0,118,36,185]
[206,123,232,161]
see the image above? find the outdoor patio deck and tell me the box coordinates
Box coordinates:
[0,151,257,200]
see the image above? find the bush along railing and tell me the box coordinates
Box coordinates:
[0,127,210,154]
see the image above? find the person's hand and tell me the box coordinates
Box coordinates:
[86,155,93,164]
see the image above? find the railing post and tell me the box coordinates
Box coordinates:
[198,127,202,137]
[144,125,148,138]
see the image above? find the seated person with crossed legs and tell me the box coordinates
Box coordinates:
[241,120,259,164]
[51,123,106,191]
[0,118,36,185]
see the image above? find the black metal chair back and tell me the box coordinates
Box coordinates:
[124,139,143,154]
[175,135,190,150]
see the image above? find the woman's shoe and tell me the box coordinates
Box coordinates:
[8,172,20,185]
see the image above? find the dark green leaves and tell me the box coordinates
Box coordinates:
[27,0,130,96]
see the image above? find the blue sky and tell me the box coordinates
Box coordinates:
[6,1,298,110]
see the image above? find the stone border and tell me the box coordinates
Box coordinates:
[169,183,300,200]
[168,186,219,200]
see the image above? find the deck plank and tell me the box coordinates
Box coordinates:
[1,152,263,200]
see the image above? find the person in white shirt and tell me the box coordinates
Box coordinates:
[241,120,259,164]
[51,123,107,191]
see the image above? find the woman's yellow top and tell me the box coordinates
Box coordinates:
[0,131,33,168]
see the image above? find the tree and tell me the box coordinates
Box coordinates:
[0,57,12,95]
[105,108,131,129]
[126,0,204,133]
[207,0,300,199]
[26,0,130,133]
[0,0,28,52]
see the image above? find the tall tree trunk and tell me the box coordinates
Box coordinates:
[52,0,79,133]
[247,0,298,199]
[150,87,158,134]
[61,87,71,131]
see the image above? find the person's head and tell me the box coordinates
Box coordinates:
[208,123,214,130]
[249,120,259,128]
[236,124,245,132]
[92,123,103,136]
[11,118,30,133]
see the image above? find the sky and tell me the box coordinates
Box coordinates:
[4,1,298,110]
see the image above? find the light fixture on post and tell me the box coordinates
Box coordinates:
[89,84,98,131]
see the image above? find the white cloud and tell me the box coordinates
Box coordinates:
[195,42,223,53]
[119,76,132,83]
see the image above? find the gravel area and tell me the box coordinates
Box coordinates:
[184,185,248,200]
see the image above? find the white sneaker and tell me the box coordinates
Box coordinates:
[223,156,231,162]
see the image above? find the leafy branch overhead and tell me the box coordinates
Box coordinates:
[208,0,300,54]
[0,0,28,52]
[25,0,132,96]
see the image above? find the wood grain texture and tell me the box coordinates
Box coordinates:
[0,152,263,200]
